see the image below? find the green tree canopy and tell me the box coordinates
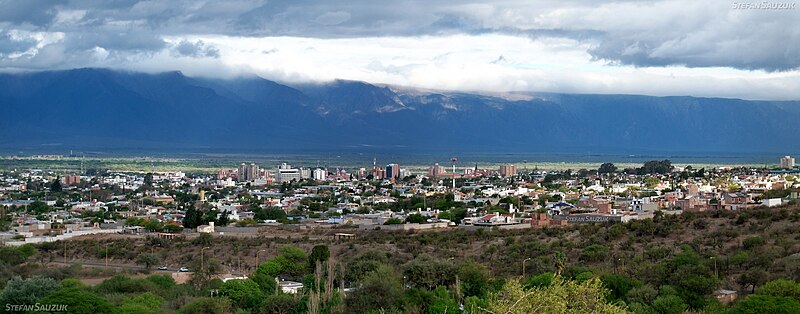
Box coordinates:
[485,277,629,314]
[39,287,115,314]
[220,278,265,310]
[0,276,59,306]
[346,265,403,313]
[177,297,232,314]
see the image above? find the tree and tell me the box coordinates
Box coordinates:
[261,294,301,314]
[459,259,491,298]
[308,245,330,270]
[730,294,800,314]
[383,217,403,225]
[50,178,63,192]
[526,272,556,289]
[626,284,658,305]
[28,200,51,215]
[118,292,164,314]
[189,257,222,289]
[183,206,203,229]
[758,279,800,300]
[650,294,688,314]
[258,207,288,222]
[220,279,265,310]
[638,160,673,175]
[346,265,403,313]
[94,275,153,294]
[217,209,230,226]
[255,245,308,280]
[144,219,164,232]
[39,288,115,313]
[485,277,628,314]
[403,254,457,290]
[136,253,160,270]
[346,250,391,283]
[143,173,154,188]
[405,213,426,224]
[598,163,618,174]
[277,245,308,278]
[428,286,461,314]
[579,244,609,263]
[163,223,183,233]
[251,265,279,294]
[0,276,59,306]
[739,268,770,293]
[177,297,232,314]
[600,273,641,302]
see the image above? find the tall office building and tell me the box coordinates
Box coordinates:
[386,163,400,179]
[780,156,795,168]
[248,163,259,181]
[428,163,446,177]
[500,164,517,177]
[313,168,327,181]
[237,162,261,182]
[238,163,247,182]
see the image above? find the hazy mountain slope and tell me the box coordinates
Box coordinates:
[1,68,798,154]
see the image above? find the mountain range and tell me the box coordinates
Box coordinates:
[1,68,798,155]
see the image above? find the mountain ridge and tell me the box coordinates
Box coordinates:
[1,68,798,155]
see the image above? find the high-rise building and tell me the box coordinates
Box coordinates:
[313,168,327,181]
[386,163,400,179]
[428,163,446,177]
[780,156,795,169]
[500,164,517,177]
[238,163,247,182]
[237,162,262,182]
[248,163,259,181]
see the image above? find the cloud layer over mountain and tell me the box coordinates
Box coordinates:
[0,0,798,99]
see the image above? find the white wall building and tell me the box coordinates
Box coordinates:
[313,168,327,181]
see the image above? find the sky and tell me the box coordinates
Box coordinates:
[0,0,799,100]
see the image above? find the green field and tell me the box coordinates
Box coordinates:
[0,155,766,174]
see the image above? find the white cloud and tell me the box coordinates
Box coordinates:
[137,34,800,100]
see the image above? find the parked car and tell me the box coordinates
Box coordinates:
[179,267,189,272]
[157,266,168,270]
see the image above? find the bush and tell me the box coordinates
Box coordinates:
[177,297,232,314]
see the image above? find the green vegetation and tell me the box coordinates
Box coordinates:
[5,204,800,312]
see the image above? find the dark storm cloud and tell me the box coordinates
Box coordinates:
[0,0,796,72]
[173,40,220,58]
[0,0,58,28]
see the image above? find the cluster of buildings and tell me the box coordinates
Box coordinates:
[2,156,800,243]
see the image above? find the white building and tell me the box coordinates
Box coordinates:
[312,168,327,181]
[276,163,301,183]
[781,156,795,168]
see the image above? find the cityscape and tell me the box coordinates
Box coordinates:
[2,154,800,312]
[1,0,800,313]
